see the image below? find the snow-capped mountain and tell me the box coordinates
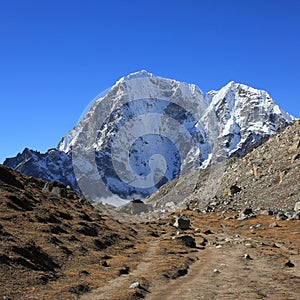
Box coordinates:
[4,71,294,205]
[204,81,293,161]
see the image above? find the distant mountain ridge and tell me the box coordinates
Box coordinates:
[4,71,294,204]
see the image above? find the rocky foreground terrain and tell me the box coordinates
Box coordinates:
[1,119,300,299]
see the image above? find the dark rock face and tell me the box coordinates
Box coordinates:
[4,148,77,192]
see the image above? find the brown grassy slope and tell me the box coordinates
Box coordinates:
[0,165,197,300]
[0,165,140,298]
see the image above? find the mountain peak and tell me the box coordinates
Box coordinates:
[226,80,235,86]
[122,70,154,81]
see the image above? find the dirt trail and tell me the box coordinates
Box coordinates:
[81,232,300,300]
[80,213,300,300]
[80,240,161,300]
[147,236,300,300]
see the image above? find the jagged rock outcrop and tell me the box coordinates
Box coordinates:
[4,148,76,189]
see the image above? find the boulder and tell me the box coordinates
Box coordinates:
[173,215,191,230]
[176,235,196,248]
[43,181,67,198]
[230,185,242,195]
[238,207,256,220]
[241,207,253,215]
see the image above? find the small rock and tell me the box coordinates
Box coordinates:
[238,208,257,220]
[291,153,300,164]
[78,196,90,205]
[275,211,288,220]
[288,140,300,153]
[129,282,140,289]
[250,224,262,230]
[205,205,215,213]
[285,260,295,268]
[243,254,253,260]
[269,222,279,228]
[213,268,220,273]
[260,210,274,216]
[290,211,300,220]
[294,202,300,212]
[101,261,109,267]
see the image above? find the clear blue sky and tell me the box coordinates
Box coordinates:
[1,0,299,163]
